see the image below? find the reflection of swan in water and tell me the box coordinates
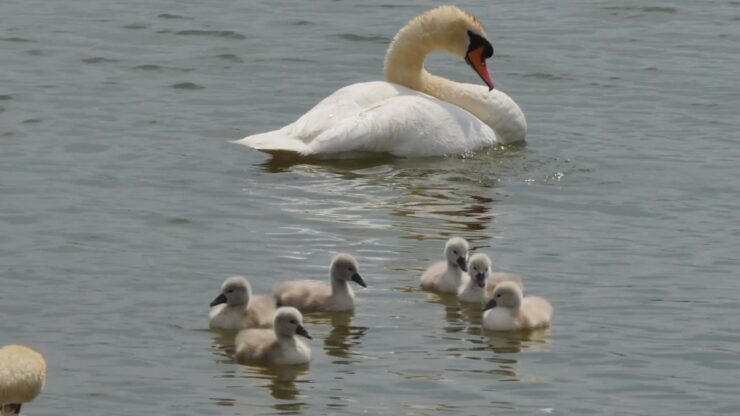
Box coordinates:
[254,149,527,240]
[303,312,368,362]
[209,329,237,362]
[424,291,488,336]
[483,327,551,354]
[238,364,309,402]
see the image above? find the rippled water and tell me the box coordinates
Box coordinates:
[2,0,739,415]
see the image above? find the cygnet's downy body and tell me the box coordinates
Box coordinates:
[209,276,276,330]
[273,253,366,312]
[457,253,492,303]
[0,345,47,416]
[482,281,552,331]
[421,237,469,293]
[235,307,312,365]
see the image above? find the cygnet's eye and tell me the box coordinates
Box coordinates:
[348,267,354,272]
[453,250,458,254]
[227,289,234,293]
[289,319,296,324]
[496,294,502,298]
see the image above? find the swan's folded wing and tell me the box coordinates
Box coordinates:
[306,94,497,156]
[288,81,404,141]
[234,81,402,154]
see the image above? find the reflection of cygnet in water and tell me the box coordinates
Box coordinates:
[274,254,367,312]
[484,328,551,354]
[483,282,552,331]
[421,237,469,293]
[241,364,308,401]
[235,307,312,365]
[209,276,276,330]
[322,312,368,360]
[0,345,47,416]
[457,253,491,303]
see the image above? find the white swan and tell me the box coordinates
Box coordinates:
[421,237,469,294]
[0,345,47,416]
[235,6,526,158]
[482,281,552,331]
[235,307,312,366]
[273,253,366,312]
[209,275,276,330]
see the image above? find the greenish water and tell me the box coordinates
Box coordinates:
[1,0,739,415]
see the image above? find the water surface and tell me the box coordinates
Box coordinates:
[1,0,739,415]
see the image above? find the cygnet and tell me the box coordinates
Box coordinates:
[482,281,552,331]
[209,276,276,330]
[273,253,366,312]
[457,253,492,303]
[421,237,469,293]
[235,307,312,365]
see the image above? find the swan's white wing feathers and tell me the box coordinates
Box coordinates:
[235,81,399,154]
[236,81,497,157]
[305,89,497,156]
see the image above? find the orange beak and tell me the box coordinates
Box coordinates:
[465,46,495,90]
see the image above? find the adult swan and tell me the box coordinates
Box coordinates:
[235,6,526,158]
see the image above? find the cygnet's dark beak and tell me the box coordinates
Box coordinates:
[456,256,468,272]
[483,298,497,311]
[351,273,367,288]
[296,325,312,340]
[210,293,227,307]
[475,272,486,288]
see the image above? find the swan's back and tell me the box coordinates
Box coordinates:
[234,329,278,363]
[245,295,277,328]
[236,81,498,157]
[0,345,47,405]
[518,296,552,329]
[420,261,447,289]
[273,280,332,311]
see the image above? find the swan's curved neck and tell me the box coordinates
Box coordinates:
[384,25,527,144]
[383,21,442,94]
[383,20,478,118]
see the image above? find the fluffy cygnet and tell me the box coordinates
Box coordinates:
[482,281,552,331]
[209,276,276,330]
[273,253,366,312]
[421,237,469,293]
[235,307,312,365]
[0,345,47,416]
[457,253,492,303]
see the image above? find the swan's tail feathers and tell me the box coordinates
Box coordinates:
[232,130,309,155]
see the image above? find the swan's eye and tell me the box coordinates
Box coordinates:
[348,267,354,272]
[289,320,296,324]
[496,294,502,298]
[453,250,458,255]
[227,289,233,293]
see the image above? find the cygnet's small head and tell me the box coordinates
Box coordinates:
[274,307,312,340]
[444,237,469,272]
[330,253,366,288]
[483,281,523,311]
[426,6,495,89]
[468,253,492,288]
[210,276,251,307]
